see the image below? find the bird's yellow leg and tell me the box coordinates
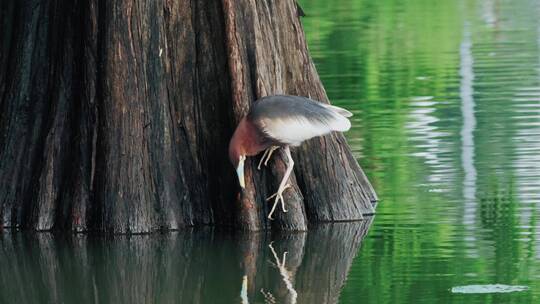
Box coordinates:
[266,146,294,220]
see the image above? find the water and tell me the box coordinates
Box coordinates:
[0,223,371,304]
[301,0,540,303]
[2,0,540,303]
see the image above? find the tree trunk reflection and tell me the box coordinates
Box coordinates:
[0,219,373,304]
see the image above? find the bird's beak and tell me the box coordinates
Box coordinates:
[236,157,245,189]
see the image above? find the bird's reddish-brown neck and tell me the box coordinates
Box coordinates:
[229,118,270,163]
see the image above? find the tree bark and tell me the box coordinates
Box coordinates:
[0,0,377,233]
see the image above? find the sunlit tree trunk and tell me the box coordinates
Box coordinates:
[0,0,376,233]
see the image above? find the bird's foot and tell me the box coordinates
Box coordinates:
[257,149,270,170]
[264,146,279,166]
[266,184,291,220]
[258,146,279,170]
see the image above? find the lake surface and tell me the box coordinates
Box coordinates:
[302,0,540,303]
[2,0,540,303]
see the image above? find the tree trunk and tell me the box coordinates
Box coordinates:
[0,0,377,233]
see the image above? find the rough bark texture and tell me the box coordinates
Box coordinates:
[0,0,376,233]
[0,220,374,303]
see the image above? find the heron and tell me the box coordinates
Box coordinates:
[228,95,353,220]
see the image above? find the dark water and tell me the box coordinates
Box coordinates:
[0,222,372,304]
[2,0,540,303]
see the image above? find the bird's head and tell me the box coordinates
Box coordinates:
[229,128,247,189]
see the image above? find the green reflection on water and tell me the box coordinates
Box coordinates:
[300,0,540,303]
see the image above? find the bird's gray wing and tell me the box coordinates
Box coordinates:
[248,95,352,146]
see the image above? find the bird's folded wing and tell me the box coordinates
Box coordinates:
[251,96,351,146]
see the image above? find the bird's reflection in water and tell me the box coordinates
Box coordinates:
[268,242,297,303]
[241,275,249,304]
[239,219,373,304]
[248,242,298,304]
[0,218,373,304]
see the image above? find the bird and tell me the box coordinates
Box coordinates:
[228,95,353,220]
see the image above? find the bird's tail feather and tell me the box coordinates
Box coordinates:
[324,104,353,117]
[328,112,351,132]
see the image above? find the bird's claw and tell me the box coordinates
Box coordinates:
[267,184,291,219]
